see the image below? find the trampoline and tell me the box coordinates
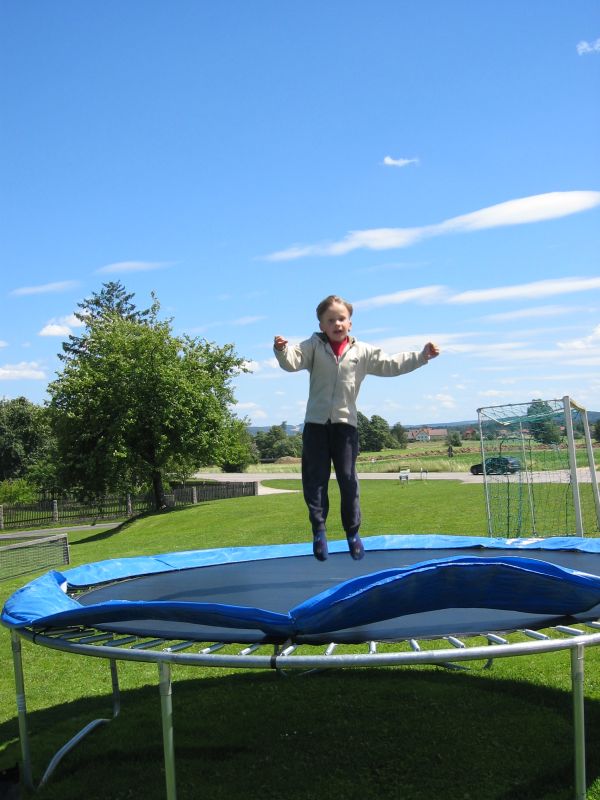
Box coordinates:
[4,533,600,800]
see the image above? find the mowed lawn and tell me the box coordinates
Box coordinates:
[2,479,600,799]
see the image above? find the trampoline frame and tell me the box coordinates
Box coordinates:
[10,616,600,800]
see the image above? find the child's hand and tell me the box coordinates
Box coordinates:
[423,342,440,360]
[274,335,288,351]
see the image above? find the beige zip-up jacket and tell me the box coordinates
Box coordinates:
[274,332,429,427]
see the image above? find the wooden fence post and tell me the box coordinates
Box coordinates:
[192,486,198,504]
[52,500,59,523]
[127,493,133,517]
[0,504,3,530]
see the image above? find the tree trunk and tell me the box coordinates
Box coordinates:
[152,469,166,510]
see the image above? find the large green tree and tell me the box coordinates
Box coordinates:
[60,280,154,361]
[526,399,562,445]
[254,423,302,460]
[49,297,247,509]
[390,422,408,449]
[366,414,396,452]
[0,397,54,482]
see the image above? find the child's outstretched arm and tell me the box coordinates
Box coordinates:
[274,335,288,352]
[423,342,440,361]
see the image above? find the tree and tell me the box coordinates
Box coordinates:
[390,422,408,449]
[594,419,600,444]
[0,397,54,482]
[357,414,395,452]
[49,294,247,509]
[446,430,462,448]
[220,419,258,472]
[60,280,154,361]
[356,412,371,452]
[526,399,562,445]
[254,424,302,460]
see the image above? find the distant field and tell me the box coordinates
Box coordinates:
[211,437,600,475]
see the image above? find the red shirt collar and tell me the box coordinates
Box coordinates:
[328,336,349,357]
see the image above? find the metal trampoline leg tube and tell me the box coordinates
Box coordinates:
[10,632,122,792]
[11,630,33,790]
[159,661,177,800]
[571,645,586,800]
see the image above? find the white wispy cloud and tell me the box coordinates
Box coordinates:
[371,332,477,355]
[448,276,600,304]
[243,360,261,372]
[235,401,268,419]
[354,286,447,310]
[383,156,419,168]
[478,388,516,398]
[577,39,600,55]
[95,261,173,274]
[244,357,285,378]
[424,392,456,409]
[38,313,86,337]
[352,277,600,316]
[481,305,588,322]
[557,324,600,350]
[476,345,600,365]
[39,323,72,337]
[233,316,266,326]
[264,191,600,261]
[188,315,266,334]
[10,280,80,296]
[0,340,7,348]
[0,361,46,379]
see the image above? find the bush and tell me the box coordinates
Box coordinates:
[0,478,38,504]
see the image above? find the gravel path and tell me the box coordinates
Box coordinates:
[197,470,481,494]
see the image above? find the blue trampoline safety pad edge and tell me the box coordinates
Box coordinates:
[4,535,600,639]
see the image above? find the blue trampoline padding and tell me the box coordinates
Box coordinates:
[17,533,600,589]
[3,535,600,637]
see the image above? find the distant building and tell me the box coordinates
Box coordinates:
[408,427,448,442]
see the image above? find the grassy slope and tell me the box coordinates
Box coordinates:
[1,480,600,799]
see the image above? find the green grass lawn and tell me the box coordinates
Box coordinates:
[2,480,600,799]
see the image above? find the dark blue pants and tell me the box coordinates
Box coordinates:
[302,422,361,536]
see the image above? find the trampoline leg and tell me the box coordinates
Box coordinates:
[158,662,177,800]
[11,630,33,790]
[571,645,586,800]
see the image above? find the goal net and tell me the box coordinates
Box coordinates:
[477,396,600,537]
[0,533,70,582]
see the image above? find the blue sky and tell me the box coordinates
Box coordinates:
[1,1,599,427]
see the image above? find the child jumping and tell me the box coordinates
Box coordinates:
[274,294,439,561]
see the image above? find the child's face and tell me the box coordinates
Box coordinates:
[318,301,352,342]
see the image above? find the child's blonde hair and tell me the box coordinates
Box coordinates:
[316,295,353,320]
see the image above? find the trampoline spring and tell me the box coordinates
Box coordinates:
[521,629,550,640]
[368,641,378,654]
[78,632,119,645]
[56,628,97,641]
[131,638,168,650]
[446,636,466,649]
[239,643,262,655]
[325,643,337,655]
[105,636,139,648]
[554,626,585,637]
[164,640,196,652]
[485,634,508,645]
[409,639,421,652]
[280,644,298,657]
[199,642,226,654]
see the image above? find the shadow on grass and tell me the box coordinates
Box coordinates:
[2,665,600,800]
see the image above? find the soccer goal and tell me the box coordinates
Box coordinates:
[476,396,600,537]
